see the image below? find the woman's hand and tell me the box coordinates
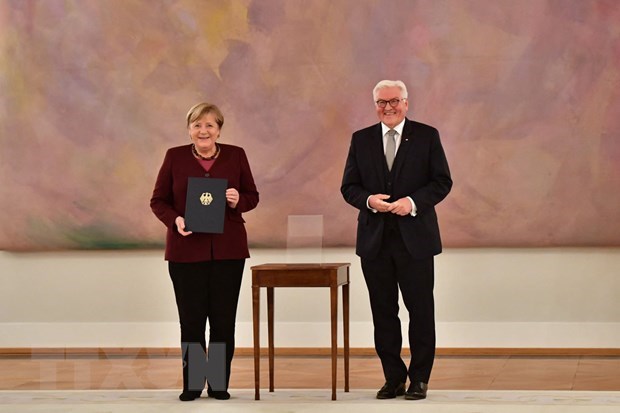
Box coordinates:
[175,216,192,236]
[226,188,239,208]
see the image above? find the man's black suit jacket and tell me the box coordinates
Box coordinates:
[341,118,452,260]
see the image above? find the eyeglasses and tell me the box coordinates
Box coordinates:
[375,98,405,108]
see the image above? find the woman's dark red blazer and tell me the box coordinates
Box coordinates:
[150,143,259,262]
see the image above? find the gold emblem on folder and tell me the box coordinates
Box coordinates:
[200,192,213,206]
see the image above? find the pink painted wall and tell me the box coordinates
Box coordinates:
[1,0,619,250]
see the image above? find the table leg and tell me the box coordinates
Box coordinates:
[330,285,338,401]
[343,282,350,392]
[252,285,260,400]
[267,287,275,392]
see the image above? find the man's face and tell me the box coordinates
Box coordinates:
[375,86,408,128]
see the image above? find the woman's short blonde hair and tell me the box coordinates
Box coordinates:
[186,102,224,129]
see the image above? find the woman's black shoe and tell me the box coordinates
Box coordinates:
[207,388,231,400]
[179,390,202,401]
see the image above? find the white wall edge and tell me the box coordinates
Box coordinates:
[1,321,619,348]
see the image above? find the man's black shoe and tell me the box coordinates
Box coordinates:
[404,381,428,400]
[376,381,405,399]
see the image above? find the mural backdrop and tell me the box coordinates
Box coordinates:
[1,0,620,250]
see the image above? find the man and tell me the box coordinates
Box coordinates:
[341,80,452,400]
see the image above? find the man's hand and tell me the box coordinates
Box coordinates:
[387,197,413,216]
[368,194,392,212]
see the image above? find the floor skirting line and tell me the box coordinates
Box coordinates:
[2,347,620,358]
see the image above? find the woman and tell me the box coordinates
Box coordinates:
[150,102,259,401]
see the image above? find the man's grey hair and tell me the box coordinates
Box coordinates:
[372,80,408,102]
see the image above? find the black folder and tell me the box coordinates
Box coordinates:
[184,177,228,233]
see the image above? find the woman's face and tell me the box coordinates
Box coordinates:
[189,112,220,155]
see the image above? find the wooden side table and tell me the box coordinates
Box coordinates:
[251,263,350,401]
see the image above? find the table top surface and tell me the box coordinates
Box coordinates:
[250,263,350,270]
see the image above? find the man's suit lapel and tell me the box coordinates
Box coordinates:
[369,124,387,188]
[391,118,414,178]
